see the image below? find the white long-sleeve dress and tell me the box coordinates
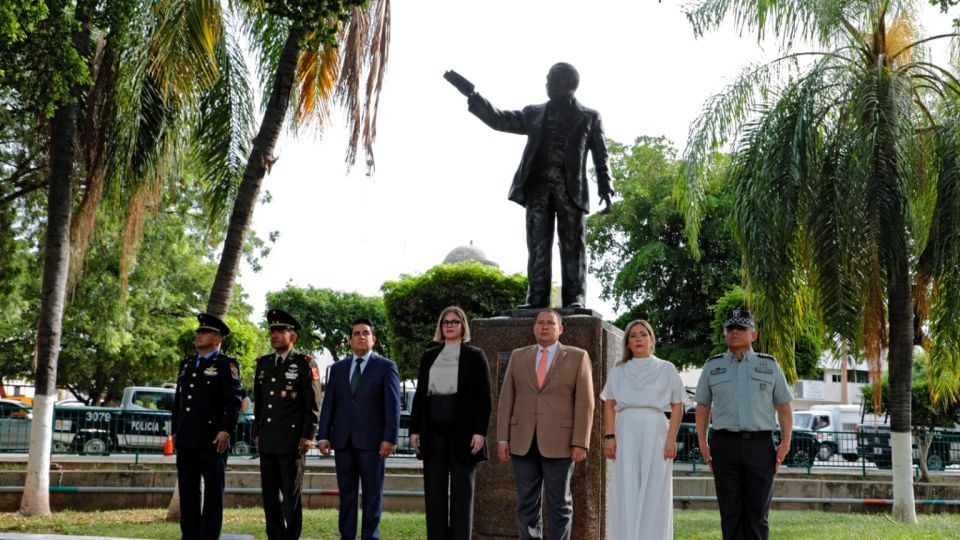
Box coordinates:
[601,356,686,540]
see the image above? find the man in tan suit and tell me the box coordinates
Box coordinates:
[497,309,595,540]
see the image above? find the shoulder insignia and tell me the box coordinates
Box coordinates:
[230,363,240,380]
[707,354,724,362]
[312,363,320,381]
[756,353,777,361]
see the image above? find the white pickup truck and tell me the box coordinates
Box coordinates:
[53,386,175,454]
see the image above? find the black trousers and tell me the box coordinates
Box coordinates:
[524,169,587,308]
[260,452,306,540]
[176,446,227,540]
[509,436,574,540]
[423,396,478,540]
[711,431,777,540]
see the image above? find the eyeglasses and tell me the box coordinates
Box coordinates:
[441,319,462,326]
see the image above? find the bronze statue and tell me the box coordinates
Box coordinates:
[445,64,613,309]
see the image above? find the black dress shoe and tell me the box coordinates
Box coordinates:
[564,302,584,309]
[517,302,548,309]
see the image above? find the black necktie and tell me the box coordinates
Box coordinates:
[351,358,364,394]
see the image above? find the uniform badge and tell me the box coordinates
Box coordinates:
[755,366,773,375]
[203,366,218,377]
[230,364,240,380]
[710,367,727,375]
[291,392,297,399]
[311,364,320,381]
[285,371,298,380]
[280,391,286,398]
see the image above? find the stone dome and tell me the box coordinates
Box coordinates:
[443,244,498,268]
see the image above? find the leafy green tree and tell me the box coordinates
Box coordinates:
[680,1,960,522]
[587,136,739,369]
[0,183,260,405]
[265,286,391,361]
[709,286,824,381]
[381,262,527,380]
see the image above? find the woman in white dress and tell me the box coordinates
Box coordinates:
[601,319,686,540]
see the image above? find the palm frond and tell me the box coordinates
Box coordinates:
[679,59,795,256]
[149,0,222,100]
[684,0,867,48]
[922,118,960,404]
[193,14,255,232]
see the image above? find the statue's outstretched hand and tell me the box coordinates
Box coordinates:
[444,70,475,97]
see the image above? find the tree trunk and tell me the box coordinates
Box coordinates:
[204,26,304,319]
[888,251,917,523]
[20,14,92,515]
[917,430,932,484]
[168,25,304,521]
[840,339,849,405]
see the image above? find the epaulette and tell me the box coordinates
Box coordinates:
[706,353,724,362]
[256,353,272,362]
[216,353,237,365]
[756,352,777,361]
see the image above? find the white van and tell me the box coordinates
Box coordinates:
[793,404,870,461]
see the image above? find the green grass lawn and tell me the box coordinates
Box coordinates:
[1,508,959,539]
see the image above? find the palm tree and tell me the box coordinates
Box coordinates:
[166,0,390,519]
[204,0,390,319]
[21,0,246,515]
[679,0,960,523]
[21,0,93,517]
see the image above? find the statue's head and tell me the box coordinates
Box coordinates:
[546,63,579,102]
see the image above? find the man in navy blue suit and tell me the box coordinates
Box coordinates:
[318,317,401,540]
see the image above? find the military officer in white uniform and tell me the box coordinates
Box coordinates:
[694,309,793,540]
[253,309,322,540]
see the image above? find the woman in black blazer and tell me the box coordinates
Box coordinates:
[409,306,492,540]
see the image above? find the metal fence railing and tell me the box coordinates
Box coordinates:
[674,424,960,475]
[0,406,418,458]
[3,407,959,473]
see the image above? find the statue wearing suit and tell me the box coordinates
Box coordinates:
[497,310,595,540]
[318,318,401,540]
[449,63,613,309]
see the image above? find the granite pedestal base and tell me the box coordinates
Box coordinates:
[470,314,622,540]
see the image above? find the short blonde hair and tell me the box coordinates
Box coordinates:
[433,306,471,343]
[621,319,656,362]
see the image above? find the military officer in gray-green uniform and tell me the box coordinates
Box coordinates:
[694,309,793,540]
[253,309,322,540]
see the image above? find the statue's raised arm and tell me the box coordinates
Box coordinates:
[443,70,475,97]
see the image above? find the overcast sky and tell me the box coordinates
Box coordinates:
[237,0,956,325]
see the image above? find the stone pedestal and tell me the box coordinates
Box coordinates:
[471,314,623,540]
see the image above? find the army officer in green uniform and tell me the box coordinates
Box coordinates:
[694,309,793,540]
[172,313,242,540]
[253,309,322,540]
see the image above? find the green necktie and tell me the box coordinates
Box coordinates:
[350,358,364,394]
